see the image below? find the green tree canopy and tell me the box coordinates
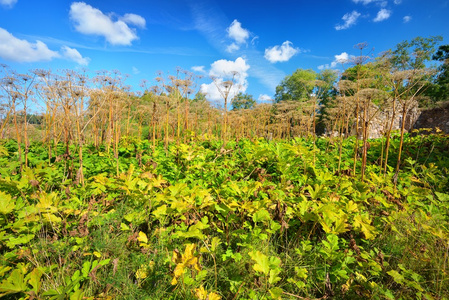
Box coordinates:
[274,69,317,102]
[231,92,256,110]
[428,44,449,103]
[316,69,338,105]
[192,91,207,102]
[390,35,442,71]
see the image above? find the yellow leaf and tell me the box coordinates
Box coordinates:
[171,277,178,285]
[194,286,208,300]
[208,292,222,300]
[137,231,148,244]
[172,249,182,264]
[183,244,196,261]
[173,264,185,278]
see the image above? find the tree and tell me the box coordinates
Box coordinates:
[192,91,207,102]
[274,69,316,102]
[315,69,338,134]
[231,92,255,110]
[387,36,441,179]
[425,44,449,104]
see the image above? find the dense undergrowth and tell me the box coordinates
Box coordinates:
[1,133,449,299]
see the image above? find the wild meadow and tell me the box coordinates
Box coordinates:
[1,36,449,299]
[1,133,449,299]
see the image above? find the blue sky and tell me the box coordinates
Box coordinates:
[1,0,448,104]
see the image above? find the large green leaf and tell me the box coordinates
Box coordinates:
[0,191,15,215]
[0,268,28,297]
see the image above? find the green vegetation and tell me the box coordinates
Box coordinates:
[1,35,449,299]
[1,133,449,299]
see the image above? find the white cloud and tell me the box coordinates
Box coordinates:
[61,46,90,65]
[403,15,412,23]
[374,8,392,22]
[225,20,250,53]
[352,0,387,5]
[208,57,250,78]
[226,20,249,44]
[335,11,361,30]
[264,41,299,63]
[120,13,146,28]
[0,0,17,8]
[335,52,350,64]
[251,36,259,46]
[200,57,250,102]
[191,65,206,73]
[352,0,377,4]
[0,27,90,65]
[318,52,353,70]
[69,2,145,46]
[258,94,272,102]
[394,0,402,4]
[226,42,240,53]
[0,27,59,62]
[132,66,140,74]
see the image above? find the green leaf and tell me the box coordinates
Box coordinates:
[82,261,91,278]
[0,191,15,215]
[249,251,270,275]
[269,268,281,284]
[26,268,42,293]
[322,234,339,251]
[211,237,221,252]
[6,234,34,248]
[253,209,271,223]
[69,289,85,300]
[99,259,110,266]
[294,267,308,279]
[0,268,28,296]
[269,287,283,299]
[353,214,376,239]
[332,214,348,234]
[196,270,208,282]
[120,223,130,231]
[387,270,404,284]
[152,205,167,218]
[435,192,449,202]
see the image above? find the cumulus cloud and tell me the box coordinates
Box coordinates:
[352,0,377,4]
[353,0,387,5]
[69,2,145,46]
[120,13,146,28]
[226,43,240,53]
[264,41,299,63]
[61,46,90,65]
[0,27,59,62]
[335,11,361,30]
[225,20,250,53]
[318,52,353,70]
[374,8,392,22]
[394,0,402,4]
[191,65,206,73]
[200,57,250,103]
[403,15,412,23]
[0,0,17,8]
[0,27,89,65]
[258,94,272,102]
[227,20,249,44]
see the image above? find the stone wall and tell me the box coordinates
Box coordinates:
[413,102,449,133]
[366,101,421,139]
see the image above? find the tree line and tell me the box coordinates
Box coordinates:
[0,36,448,181]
